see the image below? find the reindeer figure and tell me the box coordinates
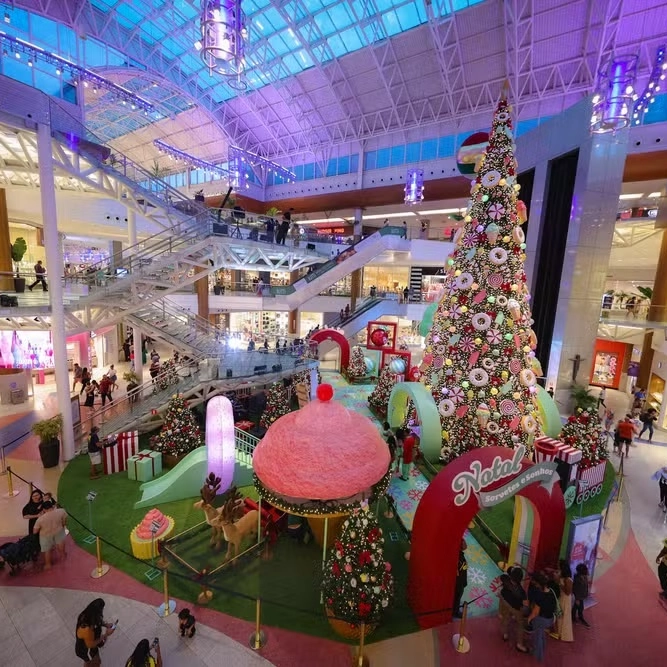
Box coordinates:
[193,473,224,549]
[219,487,259,561]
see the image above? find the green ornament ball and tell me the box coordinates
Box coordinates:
[482,194,489,202]
[520,243,526,249]
[492,349,500,356]
[487,296,496,303]
[462,381,470,388]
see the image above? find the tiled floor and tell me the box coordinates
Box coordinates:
[0,586,272,667]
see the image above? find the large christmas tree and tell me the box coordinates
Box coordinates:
[560,408,609,469]
[260,381,291,429]
[347,346,367,380]
[368,365,397,417]
[321,504,394,625]
[150,395,203,456]
[419,92,540,462]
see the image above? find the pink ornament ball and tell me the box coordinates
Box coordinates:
[317,383,334,402]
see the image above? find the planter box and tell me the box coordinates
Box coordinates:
[38,438,60,468]
[161,452,186,470]
[325,607,377,641]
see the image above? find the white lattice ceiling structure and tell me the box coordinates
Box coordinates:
[7,0,667,166]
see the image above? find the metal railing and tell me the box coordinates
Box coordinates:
[234,428,260,468]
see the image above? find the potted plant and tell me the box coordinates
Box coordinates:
[31,414,63,468]
[123,370,141,405]
[11,237,27,293]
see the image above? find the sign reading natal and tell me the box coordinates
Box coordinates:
[451,445,559,508]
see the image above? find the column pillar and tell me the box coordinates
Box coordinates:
[353,207,363,242]
[195,266,209,321]
[0,190,14,291]
[637,331,654,393]
[350,268,362,311]
[127,209,137,247]
[133,326,143,382]
[288,309,299,335]
[37,123,75,461]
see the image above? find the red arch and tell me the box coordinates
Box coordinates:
[408,446,565,628]
[309,328,350,371]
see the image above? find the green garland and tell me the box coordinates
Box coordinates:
[253,471,392,517]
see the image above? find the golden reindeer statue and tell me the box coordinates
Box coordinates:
[193,473,224,549]
[219,487,259,561]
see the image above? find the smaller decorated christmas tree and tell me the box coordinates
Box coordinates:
[560,408,609,469]
[260,381,291,429]
[155,358,178,391]
[292,368,323,396]
[321,504,394,625]
[347,346,368,380]
[150,395,203,456]
[368,365,397,417]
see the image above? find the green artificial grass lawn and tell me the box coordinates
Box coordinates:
[58,454,418,644]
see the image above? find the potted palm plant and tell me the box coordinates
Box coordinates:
[32,414,63,468]
[11,237,27,293]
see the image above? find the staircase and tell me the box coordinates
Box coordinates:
[326,297,408,337]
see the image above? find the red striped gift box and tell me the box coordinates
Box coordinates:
[103,431,139,474]
[577,460,606,490]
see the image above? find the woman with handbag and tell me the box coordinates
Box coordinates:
[75,598,115,666]
[555,560,574,641]
[526,573,557,662]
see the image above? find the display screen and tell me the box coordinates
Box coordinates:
[567,515,603,583]
[0,331,54,369]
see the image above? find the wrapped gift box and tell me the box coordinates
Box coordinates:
[128,450,162,482]
[103,431,139,475]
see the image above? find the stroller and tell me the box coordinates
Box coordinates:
[0,534,40,575]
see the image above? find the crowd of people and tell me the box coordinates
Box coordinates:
[21,488,67,570]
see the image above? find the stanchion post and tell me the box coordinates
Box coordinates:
[4,466,20,498]
[248,597,266,650]
[156,568,176,617]
[451,601,471,653]
[355,621,369,667]
[90,536,110,578]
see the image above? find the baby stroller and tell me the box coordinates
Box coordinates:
[0,534,40,575]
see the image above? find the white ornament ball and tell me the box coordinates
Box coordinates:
[390,358,407,373]
[364,357,376,373]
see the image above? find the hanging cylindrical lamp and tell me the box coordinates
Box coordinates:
[197,0,248,90]
[590,54,638,134]
[404,168,424,205]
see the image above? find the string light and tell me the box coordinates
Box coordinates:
[633,44,666,126]
[153,138,228,179]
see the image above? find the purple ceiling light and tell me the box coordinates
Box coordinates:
[632,44,666,126]
[195,0,248,91]
[404,168,425,205]
[590,54,638,134]
[153,138,228,179]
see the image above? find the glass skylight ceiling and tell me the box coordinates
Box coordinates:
[83,0,485,101]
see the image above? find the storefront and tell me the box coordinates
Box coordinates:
[588,339,631,390]
[229,311,290,336]
[361,266,410,296]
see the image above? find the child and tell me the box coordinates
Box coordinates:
[572,563,590,627]
[178,608,196,638]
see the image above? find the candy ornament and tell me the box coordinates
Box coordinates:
[507,298,521,320]
[485,223,500,244]
[476,403,491,428]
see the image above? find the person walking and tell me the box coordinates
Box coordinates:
[107,364,118,391]
[400,430,416,480]
[617,414,636,457]
[639,407,658,442]
[84,380,98,410]
[403,286,410,303]
[653,466,667,512]
[526,572,557,661]
[33,499,67,570]
[125,638,162,667]
[98,375,113,407]
[571,563,591,627]
[88,426,103,479]
[75,598,115,666]
[73,363,83,392]
[555,560,574,641]
[597,386,607,410]
[79,367,91,395]
[657,539,667,599]
[28,260,48,291]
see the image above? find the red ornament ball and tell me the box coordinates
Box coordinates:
[317,383,334,402]
[370,328,389,347]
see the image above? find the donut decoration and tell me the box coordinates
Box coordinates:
[519,368,537,387]
[487,273,503,288]
[489,247,508,266]
[512,226,525,244]
[456,272,474,289]
[509,358,523,375]
[481,357,496,371]
[497,295,508,306]
[481,170,502,188]
[472,313,492,331]
[496,111,510,122]
[499,398,517,415]
[370,328,389,347]
[521,415,537,434]
[486,421,500,434]
[389,358,406,374]
[469,367,489,387]
[438,398,455,418]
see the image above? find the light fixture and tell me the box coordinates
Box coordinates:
[404,168,425,205]
[228,145,295,187]
[198,0,249,90]
[619,193,644,200]
[363,212,416,220]
[590,54,638,133]
[417,208,464,215]
[633,45,666,125]
[649,192,662,198]
[153,138,228,180]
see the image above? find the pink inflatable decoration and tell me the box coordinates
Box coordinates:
[206,395,236,492]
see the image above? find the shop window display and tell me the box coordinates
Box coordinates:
[0,331,54,369]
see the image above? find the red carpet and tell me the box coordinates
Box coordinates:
[437,530,662,667]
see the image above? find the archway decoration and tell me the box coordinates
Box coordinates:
[387,382,442,462]
[408,446,565,628]
[534,385,562,438]
[309,328,350,371]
